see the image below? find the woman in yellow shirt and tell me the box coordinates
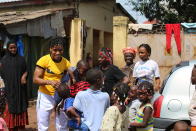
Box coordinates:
[33,37,75,131]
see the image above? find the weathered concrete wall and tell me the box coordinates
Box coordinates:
[104,32,113,49]
[113,16,129,68]
[79,0,128,62]
[113,17,196,80]
[126,33,196,80]
[69,18,83,66]
[79,0,125,33]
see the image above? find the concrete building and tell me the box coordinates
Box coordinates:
[0,0,135,98]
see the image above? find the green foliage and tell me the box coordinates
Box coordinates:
[128,0,196,23]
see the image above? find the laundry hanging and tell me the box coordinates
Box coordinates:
[165,24,181,54]
[16,36,24,56]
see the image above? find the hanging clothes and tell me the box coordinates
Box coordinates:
[181,23,196,33]
[128,24,153,32]
[16,36,24,56]
[165,24,181,54]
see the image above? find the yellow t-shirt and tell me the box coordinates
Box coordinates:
[36,54,71,95]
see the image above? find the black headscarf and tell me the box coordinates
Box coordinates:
[0,40,28,114]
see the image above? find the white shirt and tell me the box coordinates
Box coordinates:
[133,59,160,81]
[73,89,110,131]
[128,99,141,123]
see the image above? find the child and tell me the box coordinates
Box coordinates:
[0,77,8,131]
[63,81,90,130]
[55,83,70,115]
[54,60,88,104]
[72,68,110,131]
[189,64,196,131]
[100,83,130,131]
[130,81,154,131]
[126,85,141,123]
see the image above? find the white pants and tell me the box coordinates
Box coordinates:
[36,91,68,131]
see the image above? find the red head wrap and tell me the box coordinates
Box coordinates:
[122,47,137,57]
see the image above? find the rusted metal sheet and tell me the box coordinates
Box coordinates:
[0,8,74,25]
[1,8,74,38]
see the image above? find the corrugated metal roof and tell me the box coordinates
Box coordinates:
[0,0,23,3]
[0,8,74,25]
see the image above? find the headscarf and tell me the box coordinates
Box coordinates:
[99,48,113,64]
[0,40,28,114]
[6,40,18,56]
[122,47,137,57]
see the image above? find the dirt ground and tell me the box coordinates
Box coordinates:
[24,103,56,131]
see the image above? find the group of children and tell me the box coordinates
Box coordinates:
[52,59,155,131]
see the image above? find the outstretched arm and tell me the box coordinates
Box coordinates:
[33,66,60,88]
[66,107,81,125]
[67,68,76,84]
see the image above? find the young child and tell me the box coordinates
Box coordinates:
[72,68,110,131]
[130,81,154,131]
[63,81,90,130]
[54,60,88,104]
[100,83,130,131]
[0,77,8,131]
[55,83,70,115]
[126,85,141,123]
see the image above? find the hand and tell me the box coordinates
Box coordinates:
[47,80,61,89]
[72,78,76,84]
[130,122,137,127]
[125,97,131,105]
[55,100,64,115]
[75,116,81,126]
[21,77,27,84]
[154,85,160,92]
[54,104,60,115]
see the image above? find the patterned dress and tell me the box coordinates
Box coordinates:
[101,106,129,131]
[121,63,135,86]
[135,103,153,131]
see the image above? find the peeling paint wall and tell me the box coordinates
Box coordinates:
[127,33,196,80]
[113,16,196,81]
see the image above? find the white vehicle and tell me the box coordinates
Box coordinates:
[153,61,196,130]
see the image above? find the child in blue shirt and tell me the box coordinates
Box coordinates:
[63,81,90,130]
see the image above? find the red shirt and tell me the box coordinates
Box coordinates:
[69,81,90,97]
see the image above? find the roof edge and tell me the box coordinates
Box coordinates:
[116,3,136,23]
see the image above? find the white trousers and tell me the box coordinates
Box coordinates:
[36,91,68,131]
